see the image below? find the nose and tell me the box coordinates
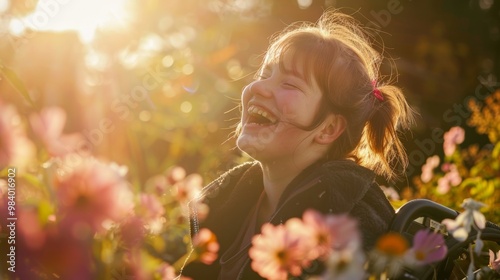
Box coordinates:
[248,79,273,99]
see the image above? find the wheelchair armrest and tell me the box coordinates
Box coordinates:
[390,199,459,233]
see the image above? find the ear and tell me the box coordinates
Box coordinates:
[314,114,346,145]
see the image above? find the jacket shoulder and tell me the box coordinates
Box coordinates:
[351,183,395,250]
[319,160,395,249]
[196,161,259,205]
[319,160,376,212]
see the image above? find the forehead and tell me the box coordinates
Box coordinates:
[264,52,315,88]
[262,33,323,85]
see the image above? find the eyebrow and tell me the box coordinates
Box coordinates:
[260,61,311,87]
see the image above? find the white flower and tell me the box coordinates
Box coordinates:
[442,198,486,241]
[322,246,366,280]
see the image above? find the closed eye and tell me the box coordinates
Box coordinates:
[256,66,272,80]
[256,74,269,80]
[283,82,304,92]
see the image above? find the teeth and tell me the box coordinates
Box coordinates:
[248,105,278,124]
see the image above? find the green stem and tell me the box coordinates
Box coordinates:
[172,248,197,273]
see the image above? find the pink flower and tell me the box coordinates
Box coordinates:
[489,250,500,273]
[136,193,166,234]
[406,229,447,266]
[437,177,451,194]
[317,212,364,280]
[172,172,206,221]
[420,155,440,183]
[250,211,364,279]
[446,165,462,186]
[17,208,92,280]
[138,193,165,233]
[249,223,308,279]
[119,217,146,248]
[380,185,400,201]
[0,101,35,170]
[192,228,219,265]
[298,210,360,260]
[173,173,203,203]
[139,193,165,220]
[166,166,187,185]
[55,157,134,233]
[283,217,317,262]
[17,207,49,250]
[437,164,461,194]
[30,106,84,157]
[443,126,465,156]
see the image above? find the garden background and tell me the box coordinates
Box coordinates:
[0,0,499,279]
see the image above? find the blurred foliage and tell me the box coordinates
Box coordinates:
[408,90,500,224]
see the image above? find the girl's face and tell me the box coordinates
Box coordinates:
[237,53,325,163]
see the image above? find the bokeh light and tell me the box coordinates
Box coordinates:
[17,0,133,43]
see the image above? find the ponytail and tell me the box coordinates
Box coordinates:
[356,84,415,181]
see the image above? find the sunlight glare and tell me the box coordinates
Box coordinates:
[0,0,9,13]
[9,19,25,36]
[21,0,132,43]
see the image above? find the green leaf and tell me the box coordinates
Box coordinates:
[461,177,482,188]
[492,142,500,159]
[38,200,55,224]
[470,159,488,177]
[481,180,495,199]
[469,179,486,196]
[0,63,35,106]
[20,173,46,192]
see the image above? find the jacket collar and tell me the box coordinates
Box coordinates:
[271,159,376,218]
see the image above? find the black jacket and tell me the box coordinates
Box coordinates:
[181,160,395,279]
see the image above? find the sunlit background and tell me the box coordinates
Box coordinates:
[0,0,498,186]
[7,0,132,42]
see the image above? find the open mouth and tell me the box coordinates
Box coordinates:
[247,105,278,126]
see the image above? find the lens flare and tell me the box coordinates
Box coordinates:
[17,0,132,43]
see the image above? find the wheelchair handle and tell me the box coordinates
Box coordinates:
[390,199,459,233]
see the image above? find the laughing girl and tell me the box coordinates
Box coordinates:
[182,10,414,280]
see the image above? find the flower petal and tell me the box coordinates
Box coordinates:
[442,219,458,231]
[472,211,486,229]
[451,227,468,242]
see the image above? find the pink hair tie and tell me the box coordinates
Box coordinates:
[371,80,384,101]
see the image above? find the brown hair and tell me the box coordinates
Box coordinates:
[253,10,415,180]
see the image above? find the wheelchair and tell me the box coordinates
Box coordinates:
[390,199,500,280]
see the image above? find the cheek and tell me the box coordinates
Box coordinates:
[278,99,307,122]
[281,96,321,124]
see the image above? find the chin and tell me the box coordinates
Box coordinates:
[236,133,264,160]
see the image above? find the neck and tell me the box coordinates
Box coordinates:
[259,156,320,212]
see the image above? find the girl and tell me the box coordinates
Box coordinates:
[182,10,414,279]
